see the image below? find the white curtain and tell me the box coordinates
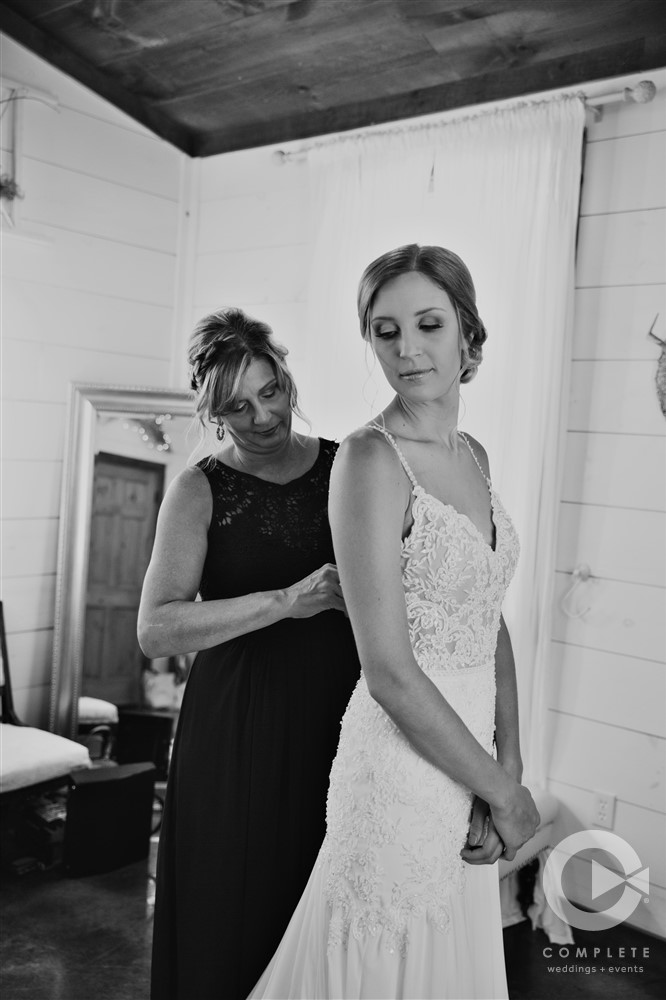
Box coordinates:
[303,97,586,785]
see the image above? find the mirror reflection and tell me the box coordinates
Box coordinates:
[50,385,194,742]
[83,412,193,708]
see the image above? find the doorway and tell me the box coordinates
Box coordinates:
[82,453,164,706]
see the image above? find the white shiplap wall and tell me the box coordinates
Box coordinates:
[179,145,313,414]
[0,36,184,726]
[548,72,666,936]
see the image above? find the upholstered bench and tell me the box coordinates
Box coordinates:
[0,601,91,798]
[499,786,573,944]
[78,697,119,727]
[0,722,91,796]
[77,697,119,762]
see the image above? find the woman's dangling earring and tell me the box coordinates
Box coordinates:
[216,423,225,442]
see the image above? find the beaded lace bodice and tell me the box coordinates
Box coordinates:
[389,429,520,677]
[320,428,520,954]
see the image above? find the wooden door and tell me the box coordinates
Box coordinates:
[82,453,164,705]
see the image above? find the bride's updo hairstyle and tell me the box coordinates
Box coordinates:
[357,244,488,384]
[188,307,300,429]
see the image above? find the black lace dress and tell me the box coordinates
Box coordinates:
[150,439,360,1000]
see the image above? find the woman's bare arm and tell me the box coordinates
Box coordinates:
[328,431,538,861]
[462,616,525,864]
[138,467,345,658]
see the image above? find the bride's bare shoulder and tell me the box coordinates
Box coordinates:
[337,424,395,461]
[333,425,408,497]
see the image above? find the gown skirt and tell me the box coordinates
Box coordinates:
[249,664,509,1000]
[249,854,506,1000]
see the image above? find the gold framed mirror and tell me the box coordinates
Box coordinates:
[50,383,195,739]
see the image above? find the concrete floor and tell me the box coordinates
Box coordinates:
[504,918,666,1000]
[0,837,158,1000]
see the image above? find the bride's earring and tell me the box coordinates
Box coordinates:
[216,422,225,441]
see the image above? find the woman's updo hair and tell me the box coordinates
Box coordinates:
[357,244,488,383]
[188,307,300,428]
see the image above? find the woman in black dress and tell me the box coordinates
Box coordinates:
[138,308,360,1000]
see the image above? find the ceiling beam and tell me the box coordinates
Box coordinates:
[0,4,195,154]
[194,35,666,157]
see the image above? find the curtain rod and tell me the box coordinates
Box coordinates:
[273,80,657,164]
[586,79,656,119]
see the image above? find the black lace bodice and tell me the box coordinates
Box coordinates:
[197,438,339,600]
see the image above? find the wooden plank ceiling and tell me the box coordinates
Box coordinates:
[1,0,665,156]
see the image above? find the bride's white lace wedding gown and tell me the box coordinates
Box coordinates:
[248,430,520,1000]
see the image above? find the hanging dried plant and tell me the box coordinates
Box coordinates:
[647,315,665,419]
[0,174,24,201]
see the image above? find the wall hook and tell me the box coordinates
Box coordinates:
[561,563,592,619]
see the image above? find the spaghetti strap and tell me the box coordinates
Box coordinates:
[459,432,492,490]
[369,423,420,492]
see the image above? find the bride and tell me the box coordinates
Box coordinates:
[248,244,540,999]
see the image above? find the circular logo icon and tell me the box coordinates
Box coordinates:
[543,830,649,931]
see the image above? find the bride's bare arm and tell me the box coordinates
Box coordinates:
[138,467,345,658]
[329,431,538,861]
[462,617,526,864]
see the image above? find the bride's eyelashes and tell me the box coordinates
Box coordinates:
[372,321,445,339]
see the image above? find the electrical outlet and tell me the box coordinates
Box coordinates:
[592,793,616,830]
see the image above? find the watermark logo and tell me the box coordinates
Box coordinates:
[543,830,649,931]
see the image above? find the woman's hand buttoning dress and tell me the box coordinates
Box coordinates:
[248,246,540,1000]
[140,308,360,1000]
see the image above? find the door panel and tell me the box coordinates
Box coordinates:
[82,454,164,705]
